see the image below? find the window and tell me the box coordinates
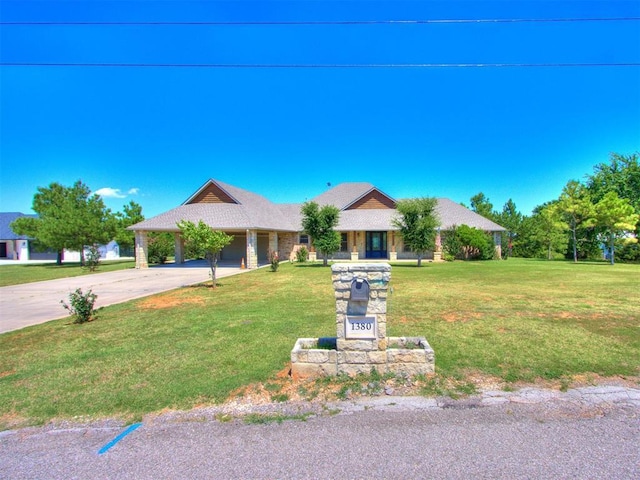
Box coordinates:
[299,234,309,245]
[340,233,349,252]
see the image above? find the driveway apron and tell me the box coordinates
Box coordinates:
[0,263,243,334]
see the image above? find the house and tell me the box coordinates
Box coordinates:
[0,212,35,260]
[0,212,121,262]
[129,179,505,269]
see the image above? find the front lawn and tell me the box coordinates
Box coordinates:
[1,259,638,428]
[0,260,136,287]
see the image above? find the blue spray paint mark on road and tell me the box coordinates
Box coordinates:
[98,423,142,455]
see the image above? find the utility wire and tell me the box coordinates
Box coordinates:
[2,62,639,68]
[2,17,640,25]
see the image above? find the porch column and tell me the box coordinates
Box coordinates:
[246,229,258,269]
[174,233,185,264]
[493,232,502,260]
[269,231,278,258]
[389,231,397,261]
[434,228,442,262]
[350,231,359,261]
[135,231,149,269]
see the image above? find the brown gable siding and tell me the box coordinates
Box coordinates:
[188,183,238,205]
[346,190,396,210]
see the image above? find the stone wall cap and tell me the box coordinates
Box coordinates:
[332,263,391,272]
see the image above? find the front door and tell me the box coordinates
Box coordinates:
[365,232,387,259]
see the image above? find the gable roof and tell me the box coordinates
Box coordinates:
[0,212,36,240]
[131,179,299,232]
[311,183,396,210]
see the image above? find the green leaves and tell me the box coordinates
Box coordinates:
[301,201,341,266]
[392,197,439,266]
[177,220,233,288]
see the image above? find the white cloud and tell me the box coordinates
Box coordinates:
[94,187,127,199]
[127,188,140,195]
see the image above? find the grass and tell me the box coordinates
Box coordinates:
[0,260,137,287]
[1,259,639,429]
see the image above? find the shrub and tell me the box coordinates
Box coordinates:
[443,225,494,260]
[148,232,174,264]
[296,246,308,263]
[84,244,101,271]
[617,241,640,263]
[61,288,98,324]
[269,250,280,272]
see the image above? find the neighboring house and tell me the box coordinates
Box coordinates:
[0,212,36,260]
[129,179,506,269]
[0,212,121,262]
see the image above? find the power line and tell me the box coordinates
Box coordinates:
[2,17,640,26]
[2,62,639,68]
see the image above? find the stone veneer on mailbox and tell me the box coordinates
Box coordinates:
[290,263,435,378]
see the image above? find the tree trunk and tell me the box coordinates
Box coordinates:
[609,233,615,265]
[547,242,552,261]
[572,227,578,263]
[323,253,328,267]
[208,254,218,289]
[57,250,63,265]
[417,255,423,267]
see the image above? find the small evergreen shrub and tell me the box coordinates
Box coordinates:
[296,246,308,263]
[85,245,101,271]
[148,232,174,264]
[61,288,98,324]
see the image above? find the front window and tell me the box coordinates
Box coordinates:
[299,234,309,245]
[340,233,348,252]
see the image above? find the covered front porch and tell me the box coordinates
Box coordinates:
[133,229,301,269]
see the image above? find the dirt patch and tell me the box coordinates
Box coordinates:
[138,292,206,310]
[442,312,483,323]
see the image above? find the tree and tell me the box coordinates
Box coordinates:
[177,220,233,288]
[587,152,640,230]
[557,180,596,262]
[470,192,496,220]
[533,203,568,260]
[594,192,639,265]
[392,197,440,266]
[114,201,144,257]
[496,199,522,258]
[300,202,341,266]
[11,181,116,265]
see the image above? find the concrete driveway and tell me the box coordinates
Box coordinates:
[0,261,246,334]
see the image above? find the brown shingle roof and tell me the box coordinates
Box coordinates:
[130,180,505,233]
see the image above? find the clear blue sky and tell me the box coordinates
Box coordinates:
[1,0,639,218]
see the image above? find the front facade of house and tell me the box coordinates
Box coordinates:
[130,180,506,269]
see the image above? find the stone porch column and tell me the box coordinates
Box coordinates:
[493,232,502,259]
[246,229,258,269]
[135,231,149,269]
[174,233,185,264]
[268,231,278,258]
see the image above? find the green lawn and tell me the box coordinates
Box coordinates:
[1,259,638,428]
[0,260,137,287]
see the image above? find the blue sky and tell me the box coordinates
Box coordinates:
[1,0,639,219]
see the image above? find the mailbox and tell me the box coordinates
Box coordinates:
[350,278,370,301]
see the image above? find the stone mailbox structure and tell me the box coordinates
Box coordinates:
[291,263,435,378]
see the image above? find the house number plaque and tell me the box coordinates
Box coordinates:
[345,316,377,339]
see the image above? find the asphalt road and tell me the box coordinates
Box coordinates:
[1,387,639,479]
[0,262,245,333]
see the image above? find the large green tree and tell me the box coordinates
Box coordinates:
[114,201,144,257]
[557,180,596,262]
[300,201,341,267]
[177,220,233,289]
[496,199,522,258]
[392,197,440,266]
[594,192,638,265]
[533,203,568,260]
[11,181,116,265]
[470,192,496,220]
